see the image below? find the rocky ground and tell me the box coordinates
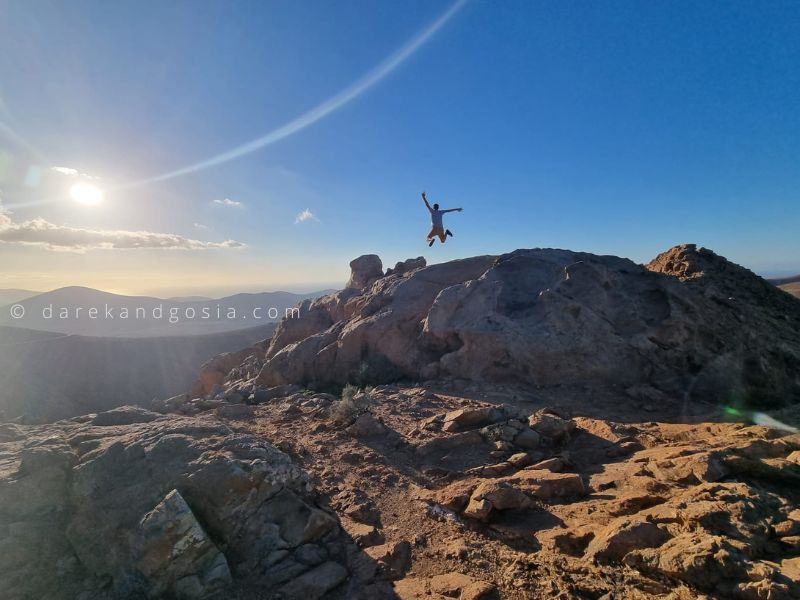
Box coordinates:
[239,380,800,599]
[4,382,799,599]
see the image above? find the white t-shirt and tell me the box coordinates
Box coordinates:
[429,207,444,229]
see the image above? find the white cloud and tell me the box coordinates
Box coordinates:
[212,198,243,208]
[0,202,10,229]
[0,210,244,253]
[51,166,79,176]
[295,208,319,224]
[193,222,209,230]
[51,166,99,180]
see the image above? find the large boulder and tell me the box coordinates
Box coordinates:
[346,254,383,290]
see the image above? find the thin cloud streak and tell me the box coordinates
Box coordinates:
[212,198,243,208]
[119,0,467,189]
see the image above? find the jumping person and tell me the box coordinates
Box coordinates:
[422,191,462,247]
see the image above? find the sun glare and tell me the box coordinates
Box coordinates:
[70,182,104,206]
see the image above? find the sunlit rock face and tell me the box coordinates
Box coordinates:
[254,246,800,407]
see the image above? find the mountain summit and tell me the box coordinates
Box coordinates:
[199,245,800,409]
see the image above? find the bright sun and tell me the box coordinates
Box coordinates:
[70,182,104,206]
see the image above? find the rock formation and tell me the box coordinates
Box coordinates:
[244,245,800,408]
[0,409,351,599]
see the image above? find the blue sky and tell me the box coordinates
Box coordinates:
[1,0,798,296]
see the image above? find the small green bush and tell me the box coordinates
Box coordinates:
[330,384,373,427]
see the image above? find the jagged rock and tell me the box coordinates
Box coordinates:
[462,481,534,521]
[528,411,575,443]
[442,407,502,432]
[503,469,586,500]
[387,256,427,277]
[435,481,475,512]
[528,457,564,472]
[642,446,731,484]
[365,540,412,579]
[136,489,231,599]
[347,254,384,290]
[191,341,270,397]
[346,413,387,438]
[624,533,749,591]
[584,517,671,564]
[480,422,523,445]
[258,255,495,387]
[508,452,533,468]
[0,414,347,599]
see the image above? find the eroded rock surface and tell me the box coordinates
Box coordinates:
[244,246,800,407]
[0,411,355,599]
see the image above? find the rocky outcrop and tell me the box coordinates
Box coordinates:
[386,256,426,277]
[190,338,270,397]
[248,246,800,407]
[0,410,352,600]
[257,254,496,387]
[347,254,383,290]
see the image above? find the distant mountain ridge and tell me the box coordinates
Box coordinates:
[0,286,335,337]
[0,288,41,306]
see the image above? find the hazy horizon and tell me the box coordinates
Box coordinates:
[0,281,342,300]
[1,248,798,300]
[2,1,799,295]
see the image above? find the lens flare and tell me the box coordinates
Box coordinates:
[70,182,104,206]
[118,0,467,190]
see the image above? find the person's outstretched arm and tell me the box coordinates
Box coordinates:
[421,191,432,211]
[442,207,463,213]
